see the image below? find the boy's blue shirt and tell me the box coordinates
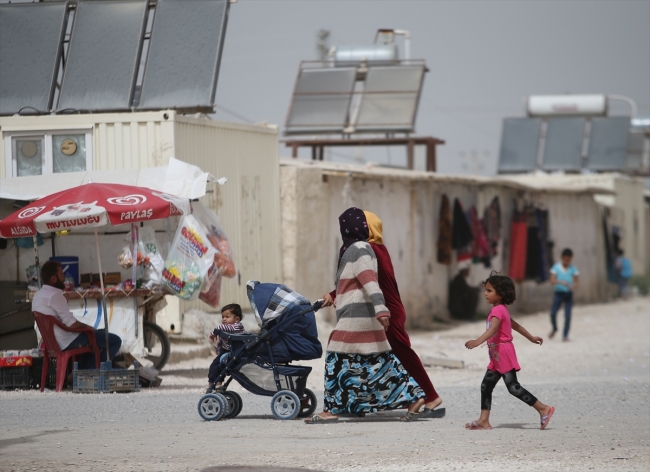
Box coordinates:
[550,262,579,293]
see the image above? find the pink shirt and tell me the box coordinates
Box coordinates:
[486,304,521,374]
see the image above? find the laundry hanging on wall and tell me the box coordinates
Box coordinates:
[452,198,473,262]
[468,206,490,267]
[602,213,617,283]
[508,210,528,280]
[483,196,501,259]
[524,207,551,282]
[436,194,452,265]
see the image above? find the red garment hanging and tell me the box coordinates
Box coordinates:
[508,212,528,280]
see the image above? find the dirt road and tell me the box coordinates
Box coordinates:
[1,298,648,472]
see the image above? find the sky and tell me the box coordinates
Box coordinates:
[214,0,650,175]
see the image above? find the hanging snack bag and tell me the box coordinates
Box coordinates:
[192,202,236,278]
[162,215,216,300]
[139,226,165,289]
[199,270,223,308]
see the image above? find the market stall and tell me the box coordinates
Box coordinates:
[0,162,236,390]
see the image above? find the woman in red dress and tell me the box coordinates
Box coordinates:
[322,211,444,418]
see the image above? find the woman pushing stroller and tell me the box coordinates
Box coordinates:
[306,208,425,423]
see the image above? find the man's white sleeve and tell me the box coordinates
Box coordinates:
[52,292,77,327]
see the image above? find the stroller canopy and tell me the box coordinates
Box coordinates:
[246,281,322,362]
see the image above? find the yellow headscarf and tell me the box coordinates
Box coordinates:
[364,211,383,245]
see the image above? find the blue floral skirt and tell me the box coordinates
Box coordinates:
[324,351,425,414]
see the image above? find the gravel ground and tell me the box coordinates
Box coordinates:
[1,298,648,472]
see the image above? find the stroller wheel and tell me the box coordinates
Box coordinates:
[222,391,243,419]
[198,393,227,421]
[271,390,300,420]
[297,388,318,418]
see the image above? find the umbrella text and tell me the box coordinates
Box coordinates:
[45,216,102,230]
[120,209,154,221]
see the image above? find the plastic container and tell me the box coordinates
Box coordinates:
[0,366,31,389]
[49,256,80,286]
[73,361,140,394]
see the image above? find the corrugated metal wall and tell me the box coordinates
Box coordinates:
[173,116,283,310]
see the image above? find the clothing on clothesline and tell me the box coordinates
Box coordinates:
[483,196,501,259]
[436,194,452,265]
[452,198,473,261]
[508,211,528,281]
[468,206,490,267]
[602,215,617,283]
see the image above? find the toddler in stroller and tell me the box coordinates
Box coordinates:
[198,281,323,421]
[207,303,246,389]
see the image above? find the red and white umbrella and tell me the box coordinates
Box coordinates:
[0,182,189,238]
[0,183,191,361]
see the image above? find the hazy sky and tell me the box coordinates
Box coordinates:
[215,0,650,174]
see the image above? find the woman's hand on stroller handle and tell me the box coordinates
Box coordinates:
[312,299,325,312]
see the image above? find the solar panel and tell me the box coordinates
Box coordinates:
[542,117,585,171]
[0,3,66,115]
[137,0,229,111]
[587,117,630,171]
[285,68,357,134]
[498,118,541,172]
[58,0,147,112]
[354,65,425,132]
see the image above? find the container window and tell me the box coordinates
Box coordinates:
[53,134,87,173]
[14,137,44,177]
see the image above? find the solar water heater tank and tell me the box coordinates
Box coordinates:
[333,44,398,66]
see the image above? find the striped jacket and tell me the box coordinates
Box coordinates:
[327,241,391,354]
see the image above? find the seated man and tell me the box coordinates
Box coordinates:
[32,261,122,370]
[448,267,480,320]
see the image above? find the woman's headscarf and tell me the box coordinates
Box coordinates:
[364,211,383,245]
[338,207,369,267]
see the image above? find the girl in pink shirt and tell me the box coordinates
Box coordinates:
[464,272,555,430]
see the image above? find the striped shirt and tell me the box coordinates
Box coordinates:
[212,321,245,354]
[327,241,391,355]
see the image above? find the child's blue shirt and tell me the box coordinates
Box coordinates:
[550,262,579,293]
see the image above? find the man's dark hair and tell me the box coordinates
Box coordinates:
[459,268,470,278]
[561,248,573,258]
[221,303,242,321]
[617,249,624,256]
[482,270,516,305]
[40,260,61,285]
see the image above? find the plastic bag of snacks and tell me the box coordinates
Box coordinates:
[199,270,223,308]
[138,227,164,289]
[192,202,236,278]
[118,245,150,269]
[162,215,216,300]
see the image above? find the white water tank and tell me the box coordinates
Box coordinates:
[333,44,398,66]
[527,95,607,116]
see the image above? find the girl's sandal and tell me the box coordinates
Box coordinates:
[401,411,421,422]
[465,421,492,430]
[540,406,555,430]
[305,414,338,424]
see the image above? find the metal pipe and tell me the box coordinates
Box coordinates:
[393,29,411,60]
[94,228,110,362]
[33,235,41,288]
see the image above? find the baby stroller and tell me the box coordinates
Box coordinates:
[197,281,323,421]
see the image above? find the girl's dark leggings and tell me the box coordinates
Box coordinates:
[480,369,538,410]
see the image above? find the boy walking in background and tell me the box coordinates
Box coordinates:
[549,248,579,342]
[615,249,633,299]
